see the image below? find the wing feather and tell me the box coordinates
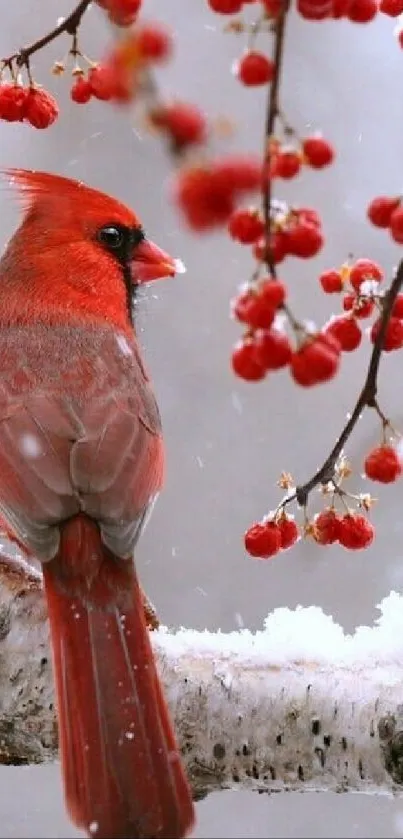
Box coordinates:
[0,324,164,560]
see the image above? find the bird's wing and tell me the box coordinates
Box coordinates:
[0,325,164,560]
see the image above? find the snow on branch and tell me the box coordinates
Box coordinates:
[1,548,403,800]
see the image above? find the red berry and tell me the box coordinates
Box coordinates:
[367,195,400,228]
[231,340,267,380]
[347,0,378,21]
[237,51,275,86]
[338,514,374,550]
[398,29,403,48]
[232,290,253,324]
[287,221,324,258]
[319,269,343,293]
[259,278,286,309]
[24,87,59,129]
[364,445,402,484]
[213,155,263,192]
[174,166,234,231]
[254,328,292,370]
[379,0,403,15]
[232,289,276,329]
[274,150,301,180]
[255,327,292,370]
[296,207,322,228]
[228,208,264,244]
[278,515,299,549]
[116,0,141,13]
[297,0,334,18]
[313,509,340,544]
[101,49,133,103]
[208,0,243,11]
[0,83,28,122]
[244,520,282,558]
[151,102,207,149]
[342,293,374,318]
[88,65,117,100]
[262,0,284,13]
[392,294,403,318]
[70,75,92,104]
[175,157,261,231]
[302,136,335,168]
[370,316,403,351]
[253,230,289,264]
[321,331,341,354]
[326,315,362,352]
[349,258,383,292]
[136,24,173,62]
[100,0,141,25]
[332,0,353,16]
[291,333,340,387]
[390,206,403,243]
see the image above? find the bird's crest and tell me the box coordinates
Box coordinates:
[2,168,140,228]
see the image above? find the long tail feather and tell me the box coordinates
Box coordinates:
[43,514,195,839]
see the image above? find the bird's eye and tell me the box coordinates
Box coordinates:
[97,225,124,250]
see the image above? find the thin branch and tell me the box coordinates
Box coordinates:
[295,259,403,506]
[3,0,92,68]
[262,0,290,279]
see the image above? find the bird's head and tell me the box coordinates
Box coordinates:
[0,169,179,331]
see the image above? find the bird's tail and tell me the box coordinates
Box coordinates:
[42,514,195,839]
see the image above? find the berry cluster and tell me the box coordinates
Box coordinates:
[319,258,403,352]
[68,23,172,107]
[201,0,403,555]
[0,2,176,132]
[245,508,375,558]
[311,510,374,549]
[0,82,58,128]
[209,0,403,22]
[244,435,403,559]
[245,512,299,558]
[231,284,343,387]
[266,136,334,176]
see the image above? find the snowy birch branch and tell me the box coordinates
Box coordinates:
[1,548,403,800]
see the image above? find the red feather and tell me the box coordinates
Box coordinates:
[3,167,141,228]
[44,515,194,839]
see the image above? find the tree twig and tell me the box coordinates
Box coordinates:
[262,0,290,279]
[3,0,92,69]
[295,259,403,506]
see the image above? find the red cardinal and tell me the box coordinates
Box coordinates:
[0,169,195,839]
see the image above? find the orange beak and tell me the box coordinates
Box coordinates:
[131,238,177,283]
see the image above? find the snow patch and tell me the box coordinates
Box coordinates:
[174,258,187,275]
[115,334,133,357]
[19,434,42,458]
[154,592,403,670]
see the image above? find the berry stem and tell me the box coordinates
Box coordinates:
[4,0,92,69]
[295,258,403,507]
[262,0,290,279]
